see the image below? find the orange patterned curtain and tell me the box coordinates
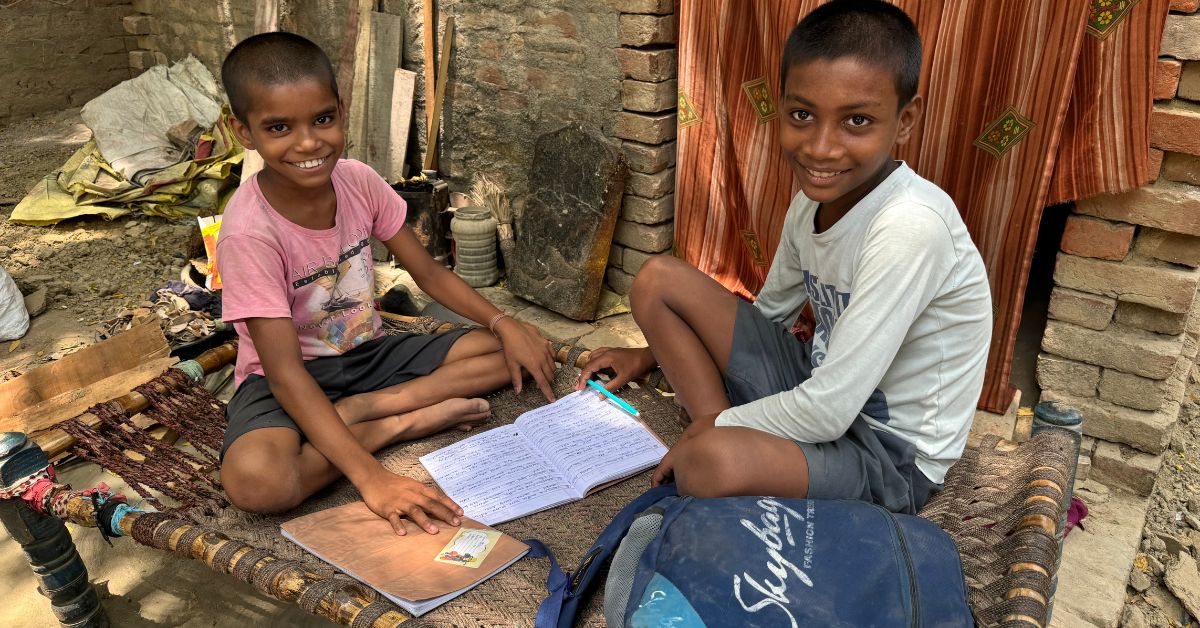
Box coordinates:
[674,0,1168,413]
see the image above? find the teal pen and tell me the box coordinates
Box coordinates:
[585,378,640,417]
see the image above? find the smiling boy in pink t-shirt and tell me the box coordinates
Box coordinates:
[217,32,556,535]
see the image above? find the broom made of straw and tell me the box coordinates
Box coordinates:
[470,174,515,268]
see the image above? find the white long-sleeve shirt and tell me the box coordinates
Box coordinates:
[715,163,992,483]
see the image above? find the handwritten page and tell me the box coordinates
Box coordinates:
[517,391,668,493]
[419,425,576,525]
[420,390,668,525]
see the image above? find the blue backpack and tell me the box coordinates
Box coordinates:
[528,485,973,627]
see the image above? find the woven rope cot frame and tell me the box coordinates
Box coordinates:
[17,316,1076,627]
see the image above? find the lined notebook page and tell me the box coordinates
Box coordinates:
[419,426,576,525]
[518,391,668,493]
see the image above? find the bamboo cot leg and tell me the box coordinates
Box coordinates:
[0,433,107,627]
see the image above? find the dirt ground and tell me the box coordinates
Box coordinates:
[1119,369,1200,627]
[3,108,1199,627]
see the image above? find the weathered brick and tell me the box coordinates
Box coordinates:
[614,218,673,253]
[1076,453,1092,483]
[132,0,154,12]
[1041,390,1176,454]
[615,111,677,144]
[1090,441,1164,496]
[1060,215,1135,261]
[1075,181,1200,236]
[1158,58,1183,100]
[616,0,674,14]
[122,14,157,35]
[606,267,636,295]
[623,249,656,275]
[136,35,159,51]
[622,193,674,224]
[1172,0,1199,12]
[616,47,677,82]
[1053,253,1200,314]
[619,14,676,47]
[1041,319,1183,380]
[1162,151,1200,185]
[1164,14,1200,60]
[609,244,624,269]
[1151,101,1200,154]
[1136,227,1200,267]
[1047,286,1116,330]
[1036,353,1100,397]
[1099,369,1169,411]
[1150,148,1164,181]
[623,79,678,113]
[1180,62,1200,100]
[626,168,675,198]
[128,50,165,70]
[623,140,676,174]
[1116,301,1189,335]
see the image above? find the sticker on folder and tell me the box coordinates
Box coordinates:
[435,528,502,568]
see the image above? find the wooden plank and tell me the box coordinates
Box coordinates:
[0,320,170,417]
[253,0,280,33]
[365,11,404,175]
[387,68,417,182]
[0,320,176,434]
[422,0,436,138]
[242,0,281,180]
[347,0,375,162]
[423,16,454,172]
[12,358,178,435]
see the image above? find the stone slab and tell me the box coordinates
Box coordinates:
[512,303,596,343]
[1116,301,1189,336]
[1090,440,1164,496]
[1053,253,1200,314]
[1041,320,1184,380]
[1040,390,1176,454]
[1047,286,1116,330]
[1036,353,1100,398]
[508,124,628,321]
[1051,487,1153,628]
[1099,368,1168,411]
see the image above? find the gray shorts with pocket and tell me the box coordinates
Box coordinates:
[723,299,941,514]
[221,329,472,459]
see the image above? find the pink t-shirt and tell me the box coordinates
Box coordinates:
[217,159,406,385]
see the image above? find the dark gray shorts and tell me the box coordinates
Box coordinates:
[723,299,940,514]
[221,329,472,459]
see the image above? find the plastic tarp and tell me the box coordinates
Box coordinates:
[82,56,224,182]
[9,109,243,225]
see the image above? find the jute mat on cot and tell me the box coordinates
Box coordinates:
[188,366,684,626]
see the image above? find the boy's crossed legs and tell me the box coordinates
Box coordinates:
[628,256,813,499]
[221,329,511,513]
[630,257,936,513]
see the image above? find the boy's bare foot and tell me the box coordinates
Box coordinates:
[393,398,492,440]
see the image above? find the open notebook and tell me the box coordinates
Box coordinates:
[420,389,669,525]
[281,502,528,617]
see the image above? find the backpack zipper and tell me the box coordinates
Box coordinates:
[883,509,920,628]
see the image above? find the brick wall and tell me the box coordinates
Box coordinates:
[1037,2,1200,495]
[606,0,678,294]
[0,0,134,122]
[123,0,656,296]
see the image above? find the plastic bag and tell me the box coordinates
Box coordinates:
[0,267,30,341]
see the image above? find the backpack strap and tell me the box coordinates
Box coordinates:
[527,483,678,628]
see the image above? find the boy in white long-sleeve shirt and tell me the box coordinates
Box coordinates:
[576,0,991,514]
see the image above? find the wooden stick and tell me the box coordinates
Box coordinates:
[422,0,436,141]
[46,491,408,627]
[423,16,454,172]
[35,341,238,459]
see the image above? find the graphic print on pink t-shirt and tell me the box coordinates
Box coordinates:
[290,225,377,352]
